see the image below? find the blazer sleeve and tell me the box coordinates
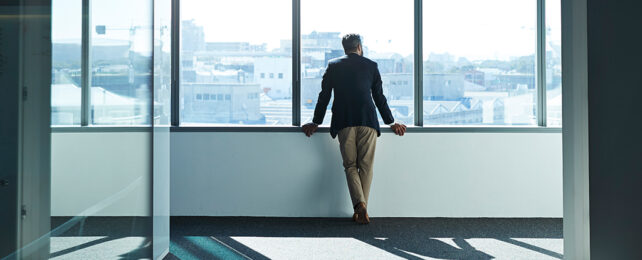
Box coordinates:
[371,64,395,124]
[312,64,333,124]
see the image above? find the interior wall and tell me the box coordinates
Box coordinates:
[561,0,590,258]
[51,132,151,216]
[0,2,22,256]
[587,0,642,258]
[170,131,563,218]
[51,131,562,217]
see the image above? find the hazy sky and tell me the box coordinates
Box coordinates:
[52,0,561,61]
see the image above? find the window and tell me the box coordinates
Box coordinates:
[546,0,562,126]
[301,0,414,125]
[52,0,82,126]
[52,0,559,130]
[90,0,153,125]
[423,0,536,125]
[180,0,292,125]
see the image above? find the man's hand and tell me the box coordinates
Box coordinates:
[302,123,319,137]
[391,123,406,136]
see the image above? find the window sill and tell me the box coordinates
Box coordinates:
[51,125,562,133]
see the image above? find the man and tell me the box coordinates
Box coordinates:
[302,34,407,224]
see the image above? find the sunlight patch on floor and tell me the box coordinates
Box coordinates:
[231,237,406,260]
[230,237,563,260]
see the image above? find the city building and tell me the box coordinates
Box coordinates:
[181,82,263,124]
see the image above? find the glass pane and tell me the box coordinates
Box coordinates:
[423,0,537,125]
[180,0,292,125]
[50,2,153,258]
[546,0,562,126]
[90,0,153,125]
[52,0,82,126]
[153,0,171,258]
[301,0,414,125]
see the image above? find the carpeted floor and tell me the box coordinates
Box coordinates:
[166,217,563,260]
[49,217,563,259]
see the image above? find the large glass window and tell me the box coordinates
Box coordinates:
[423,0,537,125]
[52,0,82,126]
[301,0,414,125]
[51,0,559,129]
[546,0,562,126]
[180,0,292,125]
[90,0,153,125]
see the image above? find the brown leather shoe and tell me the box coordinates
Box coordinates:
[352,213,358,222]
[354,202,370,224]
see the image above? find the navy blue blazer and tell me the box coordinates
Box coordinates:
[312,53,395,138]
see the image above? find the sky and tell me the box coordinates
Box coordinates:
[52,0,561,61]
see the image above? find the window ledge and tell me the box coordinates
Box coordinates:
[51,125,561,133]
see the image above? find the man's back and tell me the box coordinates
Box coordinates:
[302,34,406,224]
[312,53,394,138]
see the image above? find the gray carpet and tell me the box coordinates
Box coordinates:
[49,217,563,259]
[167,217,563,260]
[50,217,152,259]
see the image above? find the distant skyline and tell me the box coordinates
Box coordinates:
[53,0,560,61]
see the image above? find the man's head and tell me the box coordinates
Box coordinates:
[342,34,362,56]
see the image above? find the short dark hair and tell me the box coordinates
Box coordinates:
[342,34,362,53]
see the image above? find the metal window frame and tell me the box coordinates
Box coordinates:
[292,0,301,126]
[70,0,557,132]
[414,0,423,127]
[51,126,561,133]
[536,0,548,126]
[80,0,91,126]
[170,0,180,126]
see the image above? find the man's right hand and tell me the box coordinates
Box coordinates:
[302,123,319,137]
[391,123,407,136]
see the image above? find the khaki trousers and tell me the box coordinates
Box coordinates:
[337,126,377,209]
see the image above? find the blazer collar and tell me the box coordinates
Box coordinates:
[347,53,360,58]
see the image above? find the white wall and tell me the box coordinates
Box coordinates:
[171,132,563,218]
[51,132,151,216]
[50,131,562,217]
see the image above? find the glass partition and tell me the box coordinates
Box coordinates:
[153,0,172,258]
[48,0,170,259]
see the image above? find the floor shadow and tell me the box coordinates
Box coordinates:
[171,217,562,238]
[49,217,562,259]
[170,217,562,259]
[49,236,118,258]
[495,237,563,259]
[169,235,265,260]
[359,236,494,259]
[116,237,152,260]
[50,217,152,259]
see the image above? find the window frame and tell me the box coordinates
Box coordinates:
[54,0,560,133]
